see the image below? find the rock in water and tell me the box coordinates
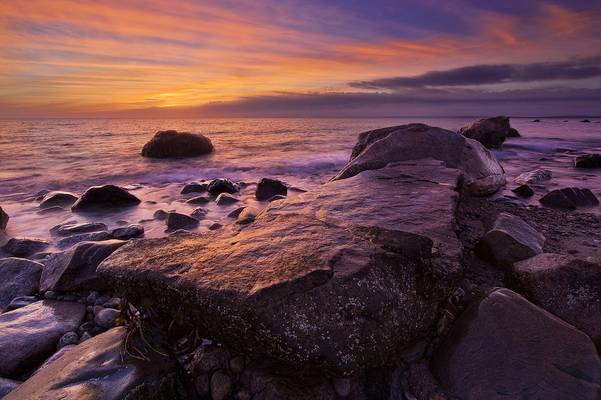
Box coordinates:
[256,178,287,201]
[458,116,516,148]
[215,193,239,206]
[40,240,126,292]
[71,185,141,211]
[39,191,78,209]
[511,184,534,198]
[334,123,505,196]
[0,258,43,310]
[181,182,209,194]
[207,178,238,195]
[514,168,552,186]
[540,187,599,210]
[432,288,601,400]
[166,212,199,230]
[0,300,85,378]
[476,212,545,268]
[3,327,175,400]
[141,130,213,158]
[110,224,144,240]
[512,253,601,348]
[51,222,108,236]
[56,231,113,249]
[99,160,463,376]
[1,237,49,257]
[0,207,8,231]
[506,127,520,138]
[574,154,601,169]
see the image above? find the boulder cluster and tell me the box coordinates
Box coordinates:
[0,121,600,400]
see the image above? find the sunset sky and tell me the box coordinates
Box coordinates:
[1,0,600,117]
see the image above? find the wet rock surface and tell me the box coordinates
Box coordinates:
[0,300,85,378]
[51,222,108,236]
[1,237,49,257]
[141,130,214,158]
[458,116,516,149]
[71,185,141,211]
[166,212,199,230]
[255,178,287,201]
[110,224,144,240]
[540,187,599,210]
[514,168,552,186]
[3,327,175,400]
[41,240,126,292]
[0,258,43,310]
[38,191,78,209]
[208,178,238,195]
[512,253,601,348]
[56,231,113,249]
[335,123,505,196]
[432,288,601,400]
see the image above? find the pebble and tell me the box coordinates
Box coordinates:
[58,331,79,349]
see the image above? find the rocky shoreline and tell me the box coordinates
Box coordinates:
[0,120,600,399]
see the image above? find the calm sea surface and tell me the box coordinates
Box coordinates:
[1,117,600,245]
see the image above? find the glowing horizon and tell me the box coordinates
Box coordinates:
[1,0,600,117]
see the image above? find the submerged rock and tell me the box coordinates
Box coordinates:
[39,191,78,209]
[1,237,49,257]
[0,258,43,310]
[141,130,213,158]
[334,123,505,196]
[458,116,516,149]
[512,253,601,348]
[99,160,463,376]
[0,300,85,378]
[208,178,238,195]
[3,327,175,400]
[476,212,545,268]
[540,187,599,210]
[574,154,601,169]
[166,212,199,230]
[41,240,126,292]
[0,207,8,232]
[71,185,141,211]
[514,168,552,186]
[111,224,144,240]
[432,288,601,400]
[256,178,287,201]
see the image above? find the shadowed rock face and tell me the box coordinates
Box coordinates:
[432,288,601,400]
[458,116,514,149]
[0,258,43,310]
[3,327,175,400]
[141,130,213,158]
[0,300,85,378]
[99,160,463,376]
[335,123,505,196]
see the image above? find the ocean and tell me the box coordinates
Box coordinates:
[1,117,600,246]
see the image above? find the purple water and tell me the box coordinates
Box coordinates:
[1,117,600,247]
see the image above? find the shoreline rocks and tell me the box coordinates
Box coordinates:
[38,191,78,209]
[540,187,599,210]
[255,178,287,201]
[458,116,518,149]
[141,130,214,158]
[1,237,49,257]
[0,258,43,310]
[71,185,141,211]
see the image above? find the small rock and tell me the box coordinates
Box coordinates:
[71,185,141,211]
[181,182,208,194]
[574,154,601,169]
[141,130,213,158]
[581,119,591,123]
[210,370,232,400]
[111,224,144,240]
[166,212,199,230]
[50,222,108,237]
[0,258,43,309]
[207,178,238,195]
[512,184,534,198]
[39,191,78,209]
[209,223,222,230]
[215,193,239,206]
[227,207,245,218]
[540,187,599,210]
[514,169,552,186]
[0,207,8,231]
[56,231,113,249]
[532,119,541,122]
[94,308,120,329]
[153,209,168,220]
[458,116,514,149]
[57,331,79,349]
[1,237,49,257]
[191,208,208,219]
[237,208,257,225]
[255,178,287,201]
[186,195,210,204]
[476,212,544,268]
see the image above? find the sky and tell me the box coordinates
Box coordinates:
[0,0,600,118]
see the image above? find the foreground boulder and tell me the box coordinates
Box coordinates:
[71,185,141,211]
[41,240,126,292]
[4,327,175,400]
[574,154,601,169]
[99,159,463,376]
[1,237,49,257]
[540,187,599,210]
[512,253,601,348]
[458,116,516,149]
[0,207,8,231]
[141,130,213,158]
[334,123,505,196]
[475,212,545,268]
[0,301,85,377]
[432,288,601,400]
[0,258,43,310]
[38,191,78,209]
[256,178,287,201]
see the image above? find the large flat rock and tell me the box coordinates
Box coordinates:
[432,288,601,400]
[4,327,175,400]
[99,161,463,376]
[0,300,85,378]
